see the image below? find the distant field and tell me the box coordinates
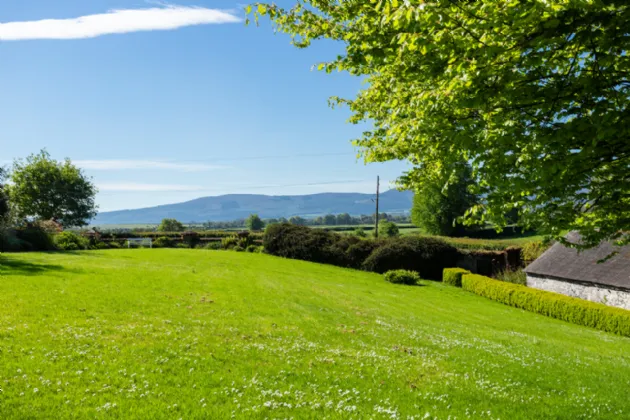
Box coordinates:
[1,250,629,419]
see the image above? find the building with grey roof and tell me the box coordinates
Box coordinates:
[524,232,630,310]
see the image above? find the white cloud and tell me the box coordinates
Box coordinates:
[98,182,205,192]
[0,5,240,41]
[76,159,226,172]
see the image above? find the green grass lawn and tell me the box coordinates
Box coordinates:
[1,250,629,419]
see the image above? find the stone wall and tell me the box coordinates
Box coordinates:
[526,275,630,311]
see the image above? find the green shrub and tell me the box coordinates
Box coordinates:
[345,240,380,269]
[16,227,56,251]
[495,268,527,285]
[353,227,367,238]
[182,231,200,248]
[108,241,122,249]
[522,240,552,262]
[384,269,420,285]
[462,274,630,337]
[378,221,400,237]
[203,242,223,250]
[246,244,260,253]
[0,231,33,252]
[362,236,459,280]
[442,268,470,287]
[221,236,240,249]
[153,236,174,248]
[93,241,109,250]
[263,223,340,264]
[54,232,88,251]
[175,243,190,249]
[233,245,245,252]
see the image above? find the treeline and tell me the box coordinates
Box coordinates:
[200,213,410,229]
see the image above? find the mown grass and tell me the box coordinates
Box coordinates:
[0,250,629,419]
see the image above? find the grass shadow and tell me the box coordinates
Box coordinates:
[0,256,68,276]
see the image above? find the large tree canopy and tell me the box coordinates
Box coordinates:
[250,1,630,248]
[8,151,97,227]
[411,162,478,237]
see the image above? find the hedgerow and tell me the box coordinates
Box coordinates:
[384,269,421,285]
[462,274,630,337]
[442,268,470,287]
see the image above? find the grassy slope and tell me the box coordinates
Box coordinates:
[0,250,628,419]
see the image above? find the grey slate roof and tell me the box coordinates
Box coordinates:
[525,232,630,290]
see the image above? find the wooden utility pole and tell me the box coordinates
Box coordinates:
[374,175,380,238]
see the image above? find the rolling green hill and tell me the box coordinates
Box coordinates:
[1,250,629,419]
[92,190,413,224]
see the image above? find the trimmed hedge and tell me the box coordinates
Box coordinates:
[443,268,470,287]
[462,274,630,337]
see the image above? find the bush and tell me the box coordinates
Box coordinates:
[384,269,421,285]
[0,231,33,252]
[353,227,367,238]
[522,240,552,262]
[182,231,200,248]
[153,236,174,248]
[203,241,223,250]
[378,221,400,237]
[362,236,459,280]
[263,223,340,265]
[175,242,190,249]
[246,244,263,253]
[54,232,88,251]
[93,241,109,250]
[462,274,630,337]
[443,268,470,287]
[346,240,380,269]
[108,241,122,249]
[233,245,245,252]
[495,268,527,285]
[16,227,56,251]
[221,236,239,250]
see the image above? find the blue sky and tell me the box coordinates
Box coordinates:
[1,1,409,212]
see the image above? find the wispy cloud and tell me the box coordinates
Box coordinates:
[98,182,205,192]
[76,159,226,172]
[0,5,240,41]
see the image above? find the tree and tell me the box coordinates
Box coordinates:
[378,220,399,238]
[8,151,97,227]
[158,218,185,232]
[288,216,306,226]
[323,214,337,226]
[246,213,265,231]
[336,213,352,225]
[0,168,9,222]
[250,2,630,248]
[411,162,478,237]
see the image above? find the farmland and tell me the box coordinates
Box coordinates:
[1,250,629,419]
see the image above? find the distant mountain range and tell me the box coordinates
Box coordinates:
[93,190,413,225]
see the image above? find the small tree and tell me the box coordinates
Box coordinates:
[378,221,399,238]
[411,163,479,237]
[246,213,265,231]
[336,213,352,225]
[323,214,337,226]
[158,218,185,232]
[288,216,306,226]
[0,168,9,222]
[8,150,97,227]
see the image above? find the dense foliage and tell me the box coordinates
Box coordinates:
[411,162,478,236]
[462,274,630,337]
[442,268,470,288]
[384,269,420,285]
[250,1,630,249]
[264,223,458,279]
[246,213,265,231]
[157,218,185,232]
[8,151,97,227]
[378,220,399,237]
[54,231,89,251]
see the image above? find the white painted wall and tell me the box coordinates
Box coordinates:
[526,275,630,311]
